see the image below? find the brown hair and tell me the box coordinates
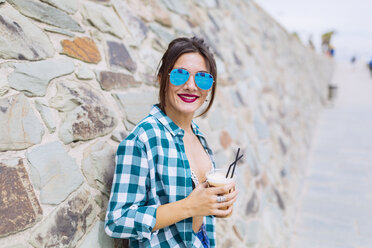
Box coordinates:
[156,36,217,117]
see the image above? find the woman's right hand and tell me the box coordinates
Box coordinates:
[184,181,238,218]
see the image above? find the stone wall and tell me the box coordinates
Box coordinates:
[0,0,333,247]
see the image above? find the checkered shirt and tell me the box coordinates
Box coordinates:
[105,105,216,248]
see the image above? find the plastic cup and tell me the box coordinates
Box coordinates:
[206,169,235,218]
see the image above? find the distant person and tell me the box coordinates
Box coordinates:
[368,59,372,76]
[350,56,356,64]
[328,45,335,57]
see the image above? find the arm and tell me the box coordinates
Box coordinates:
[153,182,238,231]
[105,138,157,241]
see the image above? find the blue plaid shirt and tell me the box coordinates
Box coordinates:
[105,105,216,247]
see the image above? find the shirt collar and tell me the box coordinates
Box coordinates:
[150,105,204,138]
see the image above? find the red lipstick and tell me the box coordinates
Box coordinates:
[178,94,199,103]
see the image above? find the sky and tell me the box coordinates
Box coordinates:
[254,0,372,62]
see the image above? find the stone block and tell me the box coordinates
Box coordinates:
[29,187,97,248]
[96,71,140,91]
[78,221,114,248]
[61,37,101,64]
[0,93,44,151]
[0,4,54,60]
[49,81,117,144]
[0,159,42,237]
[7,0,83,32]
[82,140,116,196]
[8,59,75,97]
[40,0,78,14]
[27,141,84,204]
[35,99,56,133]
[106,41,137,72]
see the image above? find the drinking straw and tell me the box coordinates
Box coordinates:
[230,153,243,178]
[226,148,241,178]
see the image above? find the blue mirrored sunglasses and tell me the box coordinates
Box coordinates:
[169,68,214,90]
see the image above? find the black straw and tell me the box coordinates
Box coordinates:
[230,154,243,178]
[226,148,240,178]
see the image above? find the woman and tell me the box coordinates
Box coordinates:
[105,37,238,248]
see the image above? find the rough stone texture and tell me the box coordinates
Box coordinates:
[149,22,174,45]
[61,37,101,64]
[111,129,128,143]
[107,41,137,72]
[35,99,56,133]
[7,0,83,32]
[78,221,114,248]
[112,0,148,45]
[44,27,75,37]
[219,130,232,150]
[97,71,140,91]
[82,140,116,196]
[0,159,43,237]
[27,141,84,204]
[0,3,54,60]
[82,1,126,38]
[114,90,158,127]
[0,94,44,151]
[8,59,74,96]
[0,79,8,96]
[40,0,78,14]
[29,187,97,248]
[246,193,259,216]
[49,81,117,144]
[76,64,95,80]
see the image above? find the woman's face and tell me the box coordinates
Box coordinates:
[164,52,210,117]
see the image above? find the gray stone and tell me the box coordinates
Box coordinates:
[161,0,190,16]
[76,64,95,80]
[195,0,217,8]
[0,79,9,96]
[113,90,157,126]
[29,187,97,248]
[246,193,259,216]
[0,0,4,3]
[82,1,126,38]
[244,220,261,245]
[112,0,148,45]
[0,159,43,237]
[7,0,83,32]
[0,94,44,152]
[0,4,54,60]
[78,221,114,248]
[40,0,78,14]
[96,70,140,91]
[208,108,227,131]
[8,59,75,97]
[49,81,117,144]
[27,141,84,204]
[44,26,75,37]
[82,140,116,196]
[107,41,137,72]
[253,115,270,139]
[111,129,128,143]
[149,22,174,44]
[257,143,271,164]
[35,99,56,133]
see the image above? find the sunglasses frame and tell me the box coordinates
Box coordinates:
[168,68,214,90]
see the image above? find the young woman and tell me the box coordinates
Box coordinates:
[105,37,238,248]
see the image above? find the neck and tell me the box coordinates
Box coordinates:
[164,106,194,133]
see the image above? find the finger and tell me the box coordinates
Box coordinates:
[210,182,235,195]
[213,207,233,218]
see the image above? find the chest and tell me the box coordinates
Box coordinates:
[183,133,212,183]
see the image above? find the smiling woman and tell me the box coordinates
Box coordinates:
[104,37,238,248]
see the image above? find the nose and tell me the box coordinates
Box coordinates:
[184,74,198,91]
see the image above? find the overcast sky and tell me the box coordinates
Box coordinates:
[254,0,372,62]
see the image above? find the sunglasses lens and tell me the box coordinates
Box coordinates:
[169,69,189,86]
[195,72,213,90]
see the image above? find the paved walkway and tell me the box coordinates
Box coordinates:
[290,61,372,248]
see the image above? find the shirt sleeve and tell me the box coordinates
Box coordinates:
[105,137,158,241]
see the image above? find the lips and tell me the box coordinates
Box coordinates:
[178,94,199,103]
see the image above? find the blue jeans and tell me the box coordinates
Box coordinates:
[195,223,210,248]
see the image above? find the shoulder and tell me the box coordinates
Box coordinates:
[122,115,165,147]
